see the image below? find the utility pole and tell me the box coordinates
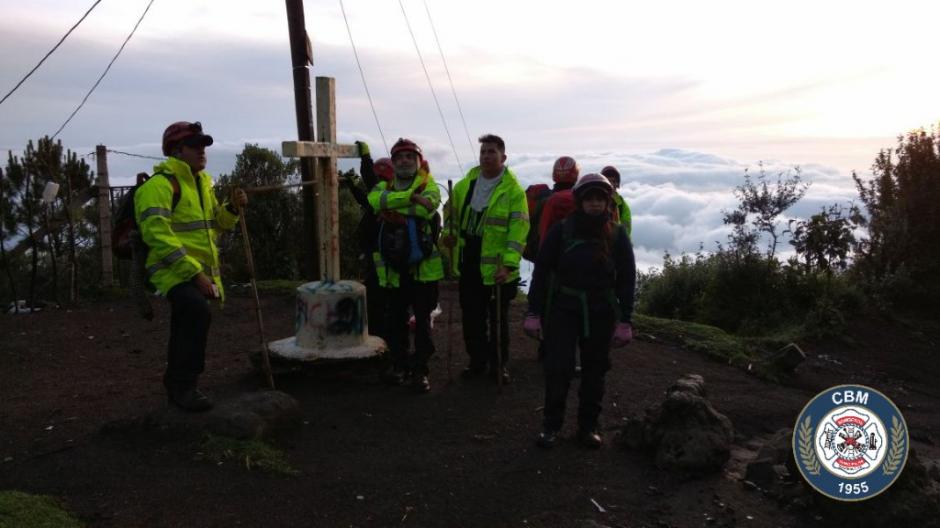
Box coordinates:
[285,0,319,280]
[95,145,113,288]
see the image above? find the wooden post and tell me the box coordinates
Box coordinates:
[95,145,113,288]
[315,77,340,281]
[285,0,320,281]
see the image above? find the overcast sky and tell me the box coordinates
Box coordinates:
[1,0,938,269]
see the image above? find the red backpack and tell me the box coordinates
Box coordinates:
[523,184,552,262]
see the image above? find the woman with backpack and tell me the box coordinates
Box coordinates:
[523,173,636,449]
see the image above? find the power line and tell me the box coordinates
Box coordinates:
[0,0,103,109]
[397,0,463,175]
[51,0,157,140]
[422,0,475,160]
[83,149,162,161]
[108,149,162,161]
[338,0,389,156]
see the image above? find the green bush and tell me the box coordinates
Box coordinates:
[637,250,864,338]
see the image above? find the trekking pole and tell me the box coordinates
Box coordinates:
[495,254,503,393]
[446,179,455,385]
[237,202,276,390]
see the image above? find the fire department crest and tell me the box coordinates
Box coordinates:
[793,384,907,501]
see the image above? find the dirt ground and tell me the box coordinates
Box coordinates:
[1,283,939,528]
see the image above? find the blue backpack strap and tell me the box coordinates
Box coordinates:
[407,217,423,264]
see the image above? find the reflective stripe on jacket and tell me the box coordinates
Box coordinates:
[368,169,444,287]
[134,157,239,298]
[445,166,529,285]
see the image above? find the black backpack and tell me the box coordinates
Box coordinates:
[378,214,438,274]
[112,171,180,260]
[111,171,180,320]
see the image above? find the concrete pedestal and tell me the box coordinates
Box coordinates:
[268,280,386,361]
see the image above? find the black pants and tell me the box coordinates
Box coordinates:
[542,299,615,432]
[386,274,439,375]
[364,271,388,342]
[166,280,211,386]
[458,260,518,370]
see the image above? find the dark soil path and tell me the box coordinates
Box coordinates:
[2,284,938,527]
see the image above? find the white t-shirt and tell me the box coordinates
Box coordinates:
[469,169,503,211]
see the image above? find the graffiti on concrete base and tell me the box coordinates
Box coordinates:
[295,294,365,336]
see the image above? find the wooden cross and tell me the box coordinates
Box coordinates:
[282,76,360,283]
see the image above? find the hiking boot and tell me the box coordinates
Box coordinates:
[168,387,213,412]
[411,374,431,393]
[381,367,407,386]
[460,364,487,380]
[536,429,559,449]
[577,429,603,449]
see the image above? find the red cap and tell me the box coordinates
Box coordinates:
[162,121,213,156]
[390,138,423,159]
[552,156,579,184]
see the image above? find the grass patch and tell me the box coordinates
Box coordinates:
[633,313,758,365]
[0,490,82,528]
[197,435,299,476]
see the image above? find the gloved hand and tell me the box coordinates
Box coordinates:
[523,314,542,340]
[356,140,370,157]
[611,321,633,348]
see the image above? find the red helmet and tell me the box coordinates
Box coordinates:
[572,173,612,199]
[374,157,394,182]
[390,138,423,159]
[552,156,579,184]
[162,121,213,156]
[600,165,621,185]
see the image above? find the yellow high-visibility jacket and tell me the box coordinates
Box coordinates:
[134,157,239,298]
[368,169,444,287]
[613,193,633,237]
[444,166,529,285]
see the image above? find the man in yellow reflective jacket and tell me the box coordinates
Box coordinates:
[135,121,246,411]
[444,134,529,383]
[368,138,443,393]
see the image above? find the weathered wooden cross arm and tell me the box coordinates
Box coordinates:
[281,142,359,160]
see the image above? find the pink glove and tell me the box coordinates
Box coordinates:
[611,322,633,348]
[523,314,542,340]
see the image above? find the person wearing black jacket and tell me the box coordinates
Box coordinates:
[342,141,394,342]
[524,173,636,449]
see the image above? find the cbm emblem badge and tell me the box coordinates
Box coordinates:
[793,384,908,501]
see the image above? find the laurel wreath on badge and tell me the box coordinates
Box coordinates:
[798,416,821,475]
[883,416,905,476]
